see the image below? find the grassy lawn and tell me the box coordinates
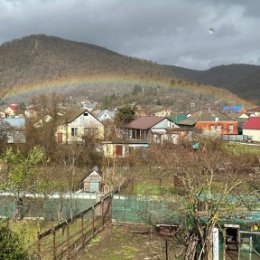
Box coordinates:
[75,224,175,260]
[224,142,260,155]
[134,183,161,195]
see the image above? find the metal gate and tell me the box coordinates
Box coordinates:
[239,230,260,260]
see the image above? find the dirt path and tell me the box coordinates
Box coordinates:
[75,224,172,260]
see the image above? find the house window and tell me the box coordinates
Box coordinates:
[83,112,89,116]
[229,125,234,133]
[210,125,215,130]
[71,128,78,136]
[216,125,222,131]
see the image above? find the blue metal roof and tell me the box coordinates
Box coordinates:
[223,105,244,113]
[1,117,25,128]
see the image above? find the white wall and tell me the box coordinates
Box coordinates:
[243,129,260,142]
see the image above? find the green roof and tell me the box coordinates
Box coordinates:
[169,115,187,123]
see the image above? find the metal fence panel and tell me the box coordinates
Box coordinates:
[0,193,96,220]
[112,195,184,225]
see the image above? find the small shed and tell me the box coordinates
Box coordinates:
[82,168,103,193]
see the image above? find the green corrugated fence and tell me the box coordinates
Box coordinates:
[112,194,185,225]
[0,192,96,220]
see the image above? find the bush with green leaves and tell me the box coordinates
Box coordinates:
[0,224,29,260]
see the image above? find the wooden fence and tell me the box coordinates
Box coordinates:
[35,193,112,260]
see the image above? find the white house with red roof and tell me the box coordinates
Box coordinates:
[5,104,17,116]
[243,117,260,142]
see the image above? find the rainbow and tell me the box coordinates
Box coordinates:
[1,74,163,101]
[0,74,250,106]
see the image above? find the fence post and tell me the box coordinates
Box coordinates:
[52,228,56,260]
[102,198,104,228]
[165,240,168,260]
[106,195,112,223]
[36,232,41,260]
[92,206,95,237]
[81,214,84,248]
[110,193,113,222]
[66,223,71,260]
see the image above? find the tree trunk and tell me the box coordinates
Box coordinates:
[14,197,24,220]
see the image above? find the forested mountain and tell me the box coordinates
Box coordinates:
[0,34,256,107]
[0,34,177,88]
[167,64,260,102]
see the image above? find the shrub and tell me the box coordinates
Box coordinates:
[0,224,29,260]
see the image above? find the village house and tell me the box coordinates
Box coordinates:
[96,110,115,122]
[102,140,149,158]
[243,117,260,142]
[226,112,250,134]
[80,100,97,111]
[118,116,179,144]
[34,115,54,128]
[226,112,249,121]
[248,106,260,117]
[168,115,187,124]
[55,110,104,144]
[4,104,17,117]
[177,110,238,135]
[223,105,247,113]
[0,117,26,143]
[24,106,37,118]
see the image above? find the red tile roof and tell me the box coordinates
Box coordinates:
[9,104,17,111]
[121,116,166,130]
[243,117,260,130]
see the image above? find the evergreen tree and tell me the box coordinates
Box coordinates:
[116,106,135,124]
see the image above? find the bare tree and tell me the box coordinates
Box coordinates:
[131,142,259,260]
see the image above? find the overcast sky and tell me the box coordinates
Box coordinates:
[0,0,260,70]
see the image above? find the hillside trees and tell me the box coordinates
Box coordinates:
[132,84,143,96]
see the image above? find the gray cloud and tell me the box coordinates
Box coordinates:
[0,0,259,69]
